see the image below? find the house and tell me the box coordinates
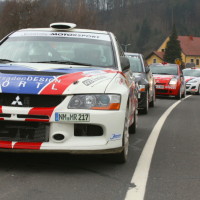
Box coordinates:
[146,36,200,67]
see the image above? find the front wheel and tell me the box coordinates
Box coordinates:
[112,108,129,163]
[149,88,155,107]
[141,91,149,114]
[182,87,186,98]
[175,89,182,100]
[129,110,137,134]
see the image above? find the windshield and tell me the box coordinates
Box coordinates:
[183,69,200,77]
[150,64,178,75]
[126,56,143,73]
[0,31,115,68]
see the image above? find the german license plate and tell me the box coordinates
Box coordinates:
[156,85,164,89]
[55,113,90,122]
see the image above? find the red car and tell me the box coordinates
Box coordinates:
[149,63,186,99]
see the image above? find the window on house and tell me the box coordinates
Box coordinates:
[191,59,194,63]
[196,59,199,65]
[153,58,156,63]
[161,49,165,52]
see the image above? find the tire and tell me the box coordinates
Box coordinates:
[176,89,182,100]
[149,88,155,107]
[141,91,149,114]
[112,107,129,163]
[129,110,137,134]
[182,87,186,98]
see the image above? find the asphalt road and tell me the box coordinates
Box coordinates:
[0,95,199,200]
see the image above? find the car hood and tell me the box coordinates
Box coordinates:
[0,63,118,95]
[153,74,176,83]
[184,76,196,83]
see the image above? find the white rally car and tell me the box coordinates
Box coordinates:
[0,23,138,163]
[183,68,200,94]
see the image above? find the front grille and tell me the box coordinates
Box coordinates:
[186,85,190,89]
[157,89,168,93]
[0,113,49,120]
[0,93,66,107]
[74,124,103,136]
[0,121,49,142]
[156,83,165,85]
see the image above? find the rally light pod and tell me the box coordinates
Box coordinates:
[50,22,76,30]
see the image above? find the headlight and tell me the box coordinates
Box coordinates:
[139,85,146,92]
[68,94,121,110]
[169,78,178,85]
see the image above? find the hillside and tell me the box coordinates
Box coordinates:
[95,0,200,56]
[0,0,199,57]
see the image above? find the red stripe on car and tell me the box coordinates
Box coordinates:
[0,141,12,149]
[0,106,3,120]
[40,72,85,95]
[25,107,55,122]
[13,142,42,150]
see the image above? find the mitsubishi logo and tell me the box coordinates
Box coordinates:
[11,96,23,106]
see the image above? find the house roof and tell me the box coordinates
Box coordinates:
[146,51,164,60]
[178,36,200,56]
[153,51,164,59]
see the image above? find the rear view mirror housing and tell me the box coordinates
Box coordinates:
[145,67,150,73]
[120,56,130,71]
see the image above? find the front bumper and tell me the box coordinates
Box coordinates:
[155,84,179,96]
[186,83,198,93]
[0,106,126,153]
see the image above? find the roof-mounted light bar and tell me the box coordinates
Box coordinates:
[50,22,76,30]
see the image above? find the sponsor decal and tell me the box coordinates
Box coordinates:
[110,133,122,140]
[0,74,55,94]
[82,76,107,86]
[40,72,85,95]
[11,31,111,41]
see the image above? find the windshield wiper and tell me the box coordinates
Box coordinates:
[0,59,14,63]
[31,60,92,66]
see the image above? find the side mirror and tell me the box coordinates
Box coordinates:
[145,67,150,73]
[120,56,130,71]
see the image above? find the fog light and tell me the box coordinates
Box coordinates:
[53,133,65,141]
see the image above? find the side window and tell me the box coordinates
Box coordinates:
[153,58,156,63]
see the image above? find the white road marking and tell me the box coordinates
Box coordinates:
[125,96,191,200]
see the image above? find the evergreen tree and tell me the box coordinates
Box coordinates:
[136,19,151,53]
[163,25,182,63]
